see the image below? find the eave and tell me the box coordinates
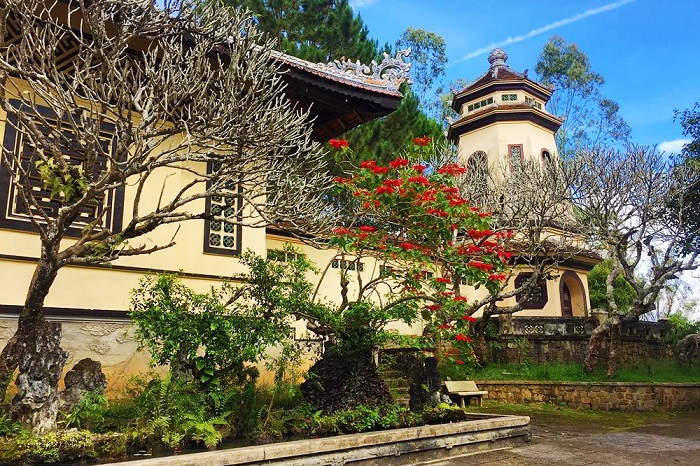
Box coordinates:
[448,104,563,142]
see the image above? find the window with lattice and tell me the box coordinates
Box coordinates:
[332,258,364,272]
[267,249,304,262]
[203,161,242,256]
[508,144,524,172]
[0,100,123,235]
[515,272,548,309]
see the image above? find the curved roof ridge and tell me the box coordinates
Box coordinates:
[270,48,412,98]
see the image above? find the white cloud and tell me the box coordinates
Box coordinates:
[452,0,635,65]
[658,138,690,154]
[350,0,379,8]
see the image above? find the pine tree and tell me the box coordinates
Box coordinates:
[228,0,377,63]
[226,0,447,169]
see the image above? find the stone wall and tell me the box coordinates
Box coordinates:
[495,336,673,366]
[475,380,700,411]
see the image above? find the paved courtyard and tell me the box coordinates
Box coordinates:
[421,411,700,466]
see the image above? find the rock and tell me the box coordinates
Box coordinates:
[60,358,107,413]
[677,333,700,364]
[10,320,68,434]
[409,356,442,411]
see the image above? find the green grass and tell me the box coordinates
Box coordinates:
[468,400,677,430]
[468,360,700,383]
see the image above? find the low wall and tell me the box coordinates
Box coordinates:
[108,414,531,466]
[495,336,673,366]
[475,380,700,411]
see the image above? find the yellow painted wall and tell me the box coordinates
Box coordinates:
[0,74,596,390]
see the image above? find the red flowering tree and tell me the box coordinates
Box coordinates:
[300,138,510,411]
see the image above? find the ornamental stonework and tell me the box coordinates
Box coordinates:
[80,323,126,336]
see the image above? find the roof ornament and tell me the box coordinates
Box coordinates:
[488,48,508,68]
[319,49,412,90]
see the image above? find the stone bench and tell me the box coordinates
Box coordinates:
[443,381,488,407]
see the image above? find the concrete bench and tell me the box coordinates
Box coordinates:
[443,381,488,407]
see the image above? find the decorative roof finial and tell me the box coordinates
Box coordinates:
[316,49,412,90]
[488,48,508,68]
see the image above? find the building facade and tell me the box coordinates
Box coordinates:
[0,5,597,389]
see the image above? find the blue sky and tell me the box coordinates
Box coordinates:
[350,0,700,152]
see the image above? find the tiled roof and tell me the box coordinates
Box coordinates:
[455,48,552,95]
[459,66,526,94]
[272,49,408,99]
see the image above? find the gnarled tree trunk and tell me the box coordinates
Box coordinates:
[9,320,67,434]
[1,250,67,433]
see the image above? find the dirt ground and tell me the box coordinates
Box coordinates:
[420,410,700,466]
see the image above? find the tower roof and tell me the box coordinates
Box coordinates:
[451,48,553,112]
[447,49,562,142]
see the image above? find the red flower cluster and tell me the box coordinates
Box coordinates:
[372,166,389,174]
[453,295,468,302]
[413,136,431,147]
[334,176,352,183]
[376,185,394,195]
[468,260,494,271]
[436,277,451,284]
[498,250,513,260]
[425,304,441,312]
[437,163,467,176]
[389,158,410,169]
[329,139,349,149]
[437,323,454,330]
[455,359,464,365]
[456,244,482,255]
[359,225,376,233]
[461,314,476,323]
[360,160,377,169]
[488,273,507,281]
[468,229,492,239]
[426,208,448,217]
[455,333,473,343]
[413,164,427,173]
[333,227,350,235]
[400,241,415,250]
[407,175,430,185]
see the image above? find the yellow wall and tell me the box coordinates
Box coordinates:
[457,120,558,173]
[0,74,596,390]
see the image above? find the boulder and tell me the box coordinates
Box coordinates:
[60,358,107,413]
[677,333,700,365]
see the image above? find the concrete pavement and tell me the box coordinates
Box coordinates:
[418,411,700,466]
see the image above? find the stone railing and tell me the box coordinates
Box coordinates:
[487,317,674,365]
[499,317,671,340]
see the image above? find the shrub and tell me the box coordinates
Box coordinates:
[130,247,315,400]
[63,391,108,431]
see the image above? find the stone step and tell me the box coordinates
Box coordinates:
[383,377,411,385]
[378,369,405,378]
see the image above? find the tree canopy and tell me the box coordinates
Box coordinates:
[536,36,630,155]
[0,0,328,433]
[227,0,378,63]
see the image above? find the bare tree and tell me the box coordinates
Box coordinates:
[0,0,330,432]
[573,146,700,376]
[421,146,589,358]
[459,155,590,355]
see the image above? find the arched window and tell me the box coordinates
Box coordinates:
[541,149,553,166]
[467,151,488,185]
[559,271,588,317]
